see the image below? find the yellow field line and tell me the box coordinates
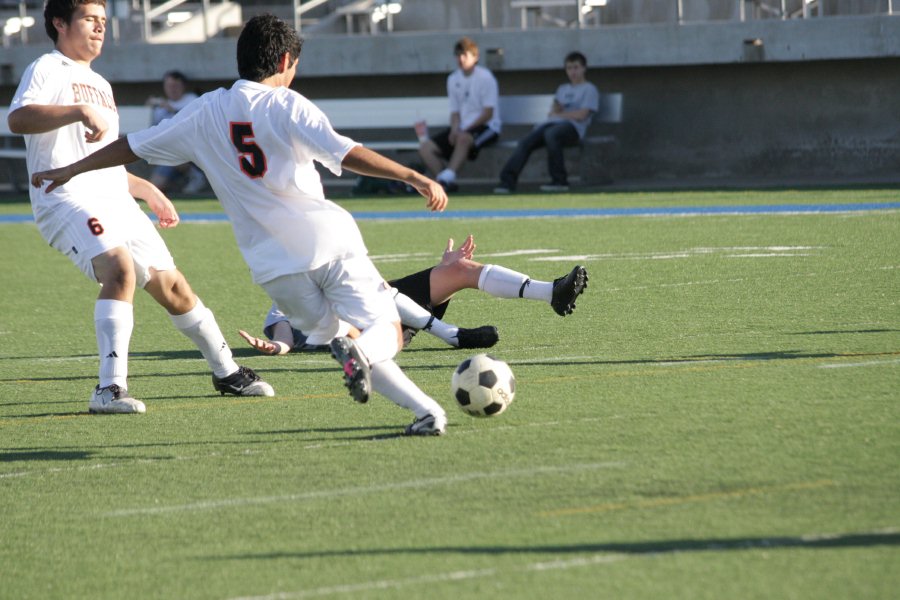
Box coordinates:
[538,479,837,517]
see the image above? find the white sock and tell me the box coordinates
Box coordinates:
[169,298,238,378]
[370,359,446,419]
[437,168,456,183]
[95,299,133,389]
[478,264,553,302]
[393,290,459,346]
[354,320,400,365]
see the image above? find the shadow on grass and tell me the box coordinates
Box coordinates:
[790,328,900,335]
[207,531,900,562]
[0,450,96,462]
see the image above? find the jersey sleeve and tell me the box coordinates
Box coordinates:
[10,59,54,111]
[128,95,207,166]
[478,71,499,109]
[288,95,359,176]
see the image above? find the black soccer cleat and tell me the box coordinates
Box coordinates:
[212,365,275,396]
[454,325,500,349]
[551,265,588,316]
[329,336,372,404]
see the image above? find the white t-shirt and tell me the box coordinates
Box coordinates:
[447,65,501,133]
[10,51,131,225]
[128,80,364,284]
[152,92,199,126]
[548,81,600,139]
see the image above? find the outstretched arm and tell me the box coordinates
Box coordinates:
[31,137,140,193]
[341,145,448,212]
[127,173,180,229]
[8,104,109,143]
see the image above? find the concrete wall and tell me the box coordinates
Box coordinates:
[2,14,899,185]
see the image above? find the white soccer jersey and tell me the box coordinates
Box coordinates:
[447,65,501,133]
[128,80,364,284]
[10,51,130,224]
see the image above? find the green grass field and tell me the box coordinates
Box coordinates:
[1,188,898,599]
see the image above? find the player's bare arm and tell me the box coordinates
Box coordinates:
[31,136,140,193]
[342,145,448,212]
[239,329,291,355]
[7,104,109,143]
[464,107,494,132]
[127,173,180,229]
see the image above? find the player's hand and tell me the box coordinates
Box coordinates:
[80,106,108,143]
[31,166,74,193]
[238,330,291,355]
[144,188,180,229]
[441,234,476,265]
[410,176,447,212]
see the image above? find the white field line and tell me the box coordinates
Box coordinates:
[818,358,900,369]
[531,246,822,263]
[102,462,624,518]
[225,527,898,600]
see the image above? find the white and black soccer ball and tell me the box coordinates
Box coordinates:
[451,353,515,417]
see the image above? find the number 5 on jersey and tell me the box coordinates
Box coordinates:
[230,122,267,178]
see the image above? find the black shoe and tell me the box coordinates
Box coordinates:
[551,266,588,316]
[454,325,500,349]
[329,336,371,404]
[212,365,275,396]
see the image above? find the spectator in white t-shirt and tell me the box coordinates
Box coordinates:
[418,37,501,193]
[494,52,600,194]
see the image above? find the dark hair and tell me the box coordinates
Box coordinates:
[454,37,479,57]
[564,51,587,67]
[44,0,106,43]
[237,14,303,82]
[163,70,189,84]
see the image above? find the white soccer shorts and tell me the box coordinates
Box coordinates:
[261,255,400,342]
[38,198,176,288]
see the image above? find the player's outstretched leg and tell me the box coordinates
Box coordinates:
[212,365,274,397]
[551,266,589,316]
[89,384,146,414]
[330,336,372,403]
[393,289,498,349]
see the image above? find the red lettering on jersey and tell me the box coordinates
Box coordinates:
[72,83,82,103]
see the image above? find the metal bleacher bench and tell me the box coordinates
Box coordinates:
[317,92,622,150]
[2,93,622,190]
[317,92,623,185]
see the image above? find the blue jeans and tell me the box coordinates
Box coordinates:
[499,121,580,189]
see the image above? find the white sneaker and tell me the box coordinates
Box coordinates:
[493,186,512,194]
[404,412,447,436]
[89,384,146,414]
[539,183,570,193]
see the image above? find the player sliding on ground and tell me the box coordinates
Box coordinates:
[32,15,457,436]
[239,234,588,354]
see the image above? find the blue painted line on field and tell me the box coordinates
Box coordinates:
[2,202,898,223]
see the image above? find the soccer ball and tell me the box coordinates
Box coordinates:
[451,353,516,417]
